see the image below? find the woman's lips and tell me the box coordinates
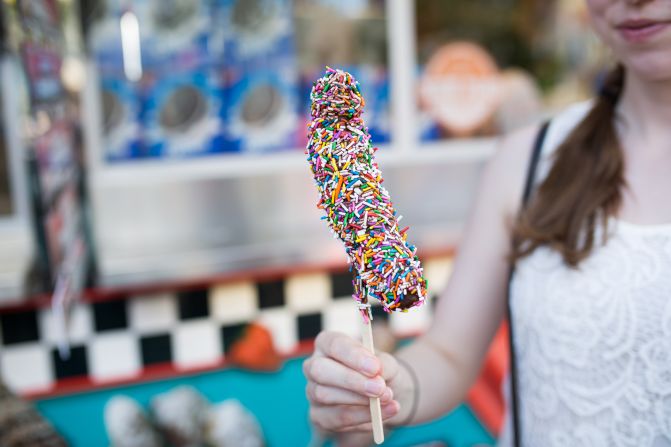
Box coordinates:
[617,19,670,43]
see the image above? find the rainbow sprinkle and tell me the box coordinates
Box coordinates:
[306,67,427,314]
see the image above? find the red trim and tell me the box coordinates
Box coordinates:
[0,293,54,314]
[25,340,316,400]
[25,323,508,435]
[467,378,504,435]
[0,247,456,313]
[465,323,509,436]
[11,248,461,401]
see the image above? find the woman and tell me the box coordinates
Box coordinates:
[303,0,671,445]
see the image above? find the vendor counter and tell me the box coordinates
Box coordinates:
[36,357,494,446]
[0,251,507,446]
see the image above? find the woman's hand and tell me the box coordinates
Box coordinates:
[303,331,406,434]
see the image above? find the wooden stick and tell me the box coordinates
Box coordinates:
[362,315,384,444]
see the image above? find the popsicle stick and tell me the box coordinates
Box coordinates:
[362,316,384,444]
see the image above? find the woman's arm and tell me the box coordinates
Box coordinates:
[304,123,540,434]
[390,123,541,425]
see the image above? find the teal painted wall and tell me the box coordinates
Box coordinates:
[36,357,495,446]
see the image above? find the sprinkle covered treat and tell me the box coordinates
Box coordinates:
[306,67,428,444]
[306,67,427,314]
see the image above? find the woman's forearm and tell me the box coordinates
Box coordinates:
[387,335,477,426]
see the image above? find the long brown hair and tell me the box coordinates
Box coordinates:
[511,65,626,267]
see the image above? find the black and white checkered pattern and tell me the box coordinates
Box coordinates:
[0,257,453,394]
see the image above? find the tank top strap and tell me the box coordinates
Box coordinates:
[532,100,594,187]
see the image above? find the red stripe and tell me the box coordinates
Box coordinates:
[1,247,455,313]
[465,323,509,435]
[25,340,316,400]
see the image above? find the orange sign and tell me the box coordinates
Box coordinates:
[419,42,502,137]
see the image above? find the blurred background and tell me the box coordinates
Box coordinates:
[0,0,608,445]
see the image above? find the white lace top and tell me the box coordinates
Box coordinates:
[497,101,671,447]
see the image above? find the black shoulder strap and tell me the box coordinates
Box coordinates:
[507,119,549,447]
[522,120,550,206]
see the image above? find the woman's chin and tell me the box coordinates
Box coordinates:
[623,52,671,83]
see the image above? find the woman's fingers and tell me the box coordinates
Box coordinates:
[314,331,381,377]
[332,431,376,447]
[304,332,407,433]
[377,351,400,383]
[338,400,399,432]
[306,382,394,406]
[304,356,388,398]
[310,401,400,432]
[338,422,374,433]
